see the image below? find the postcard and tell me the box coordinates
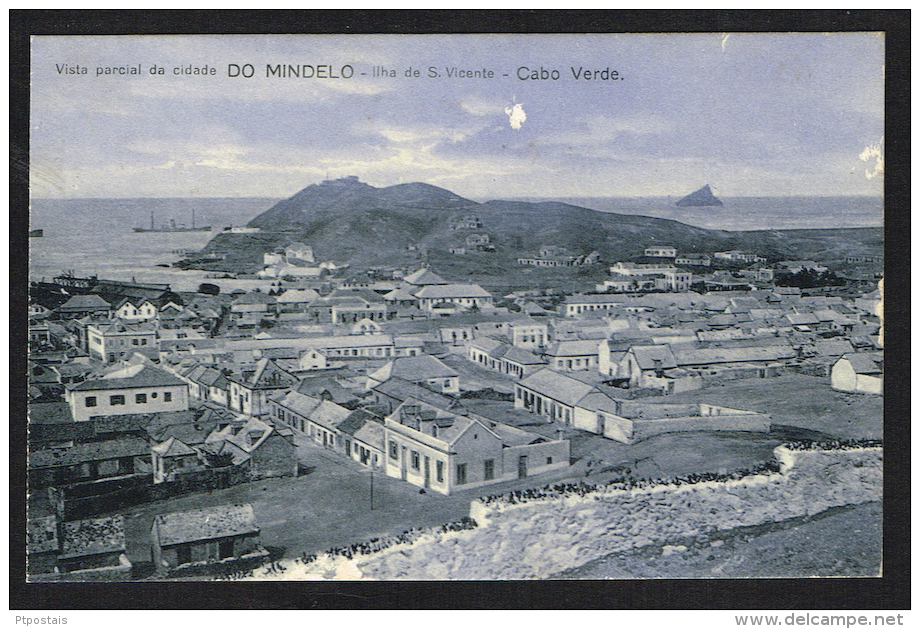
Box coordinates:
[26,32,885,585]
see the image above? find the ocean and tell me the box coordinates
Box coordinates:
[27,196,883,293]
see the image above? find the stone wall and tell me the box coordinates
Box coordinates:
[239,443,881,581]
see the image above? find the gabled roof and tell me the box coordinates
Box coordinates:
[545,339,601,358]
[230,358,298,390]
[232,291,276,306]
[413,284,492,299]
[29,437,149,469]
[69,365,185,391]
[629,344,678,370]
[517,369,597,407]
[57,294,113,312]
[153,504,259,546]
[151,436,197,457]
[674,344,796,366]
[275,288,320,303]
[274,390,324,418]
[388,355,459,381]
[403,268,449,286]
[501,346,545,366]
[371,376,461,411]
[838,352,883,375]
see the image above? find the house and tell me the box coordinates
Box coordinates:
[28,437,151,489]
[151,504,268,572]
[675,253,711,267]
[402,267,449,287]
[467,337,546,379]
[285,242,315,264]
[151,436,207,483]
[507,319,550,350]
[644,246,677,258]
[514,369,599,427]
[275,288,319,313]
[544,339,601,373]
[86,320,157,364]
[55,294,113,319]
[67,364,189,422]
[617,344,679,389]
[369,376,464,416]
[831,352,883,395]
[593,400,771,444]
[383,398,569,495]
[27,516,61,576]
[365,355,460,394]
[564,293,623,317]
[414,284,494,312]
[604,263,693,292]
[714,251,765,264]
[227,358,299,417]
[56,515,132,578]
[113,297,159,322]
[776,260,828,274]
[205,415,298,478]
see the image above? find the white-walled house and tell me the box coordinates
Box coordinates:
[413,284,493,312]
[383,398,569,495]
[365,355,460,394]
[831,352,883,395]
[67,364,189,422]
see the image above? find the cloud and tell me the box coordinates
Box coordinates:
[504,103,526,130]
[859,136,884,179]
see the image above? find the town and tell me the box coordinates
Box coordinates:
[27,227,882,580]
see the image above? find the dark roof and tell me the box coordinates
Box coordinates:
[372,376,462,411]
[27,516,60,554]
[29,437,149,469]
[59,516,126,559]
[28,401,74,424]
[153,504,259,546]
[335,409,381,436]
[57,294,112,312]
[70,365,186,391]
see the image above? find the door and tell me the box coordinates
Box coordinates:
[518,455,528,479]
[219,539,234,560]
[400,446,408,480]
[176,544,191,566]
[423,456,431,488]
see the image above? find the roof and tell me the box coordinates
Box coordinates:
[233,291,276,306]
[403,268,449,286]
[413,284,492,299]
[502,346,546,365]
[389,355,459,381]
[29,437,149,469]
[57,294,112,311]
[27,516,60,554]
[59,516,126,559]
[274,390,324,418]
[674,345,796,366]
[275,289,319,303]
[351,419,385,449]
[153,504,259,547]
[335,409,381,436]
[91,320,157,335]
[565,293,622,305]
[383,286,420,301]
[546,339,601,358]
[230,358,298,390]
[372,376,461,411]
[70,365,186,391]
[309,400,353,431]
[838,352,883,375]
[517,369,597,407]
[151,436,197,457]
[629,345,678,370]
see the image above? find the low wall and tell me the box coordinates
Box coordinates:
[238,442,881,581]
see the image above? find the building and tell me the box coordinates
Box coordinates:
[55,294,114,319]
[67,364,189,422]
[605,263,693,292]
[675,253,712,267]
[151,504,268,572]
[366,355,460,394]
[714,251,765,264]
[86,320,157,364]
[56,515,132,579]
[204,415,298,478]
[413,284,494,312]
[514,369,599,427]
[467,337,546,379]
[593,400,771,444]
[564,293,623,317]
[644,246,677,258]
[28,437,151,489]
[227,358,299,417]
[383,398,569,495]
[831,352,883,395]
[544,339,601,372]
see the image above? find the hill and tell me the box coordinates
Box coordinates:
[193,177,882,283]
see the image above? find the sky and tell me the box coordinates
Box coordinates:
[30,33,885,199]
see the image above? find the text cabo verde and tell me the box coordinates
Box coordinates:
[517,66,621,81]
[229,64,355,79]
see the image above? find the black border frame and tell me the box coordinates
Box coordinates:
[10,9,910,610]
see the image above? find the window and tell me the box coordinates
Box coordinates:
[85,396,97,408]
[132,339,139,346]
[141,338,148,345]
[151,392,158,399]
[546,457,553,465]
[484,459,494,481]
[436,460,444,483]
[456,463,467,485]
[110,395,125,406]
[411,450,420,470]
[135,393,147,404]
[164,392,172,402]
[389,441,398,460]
